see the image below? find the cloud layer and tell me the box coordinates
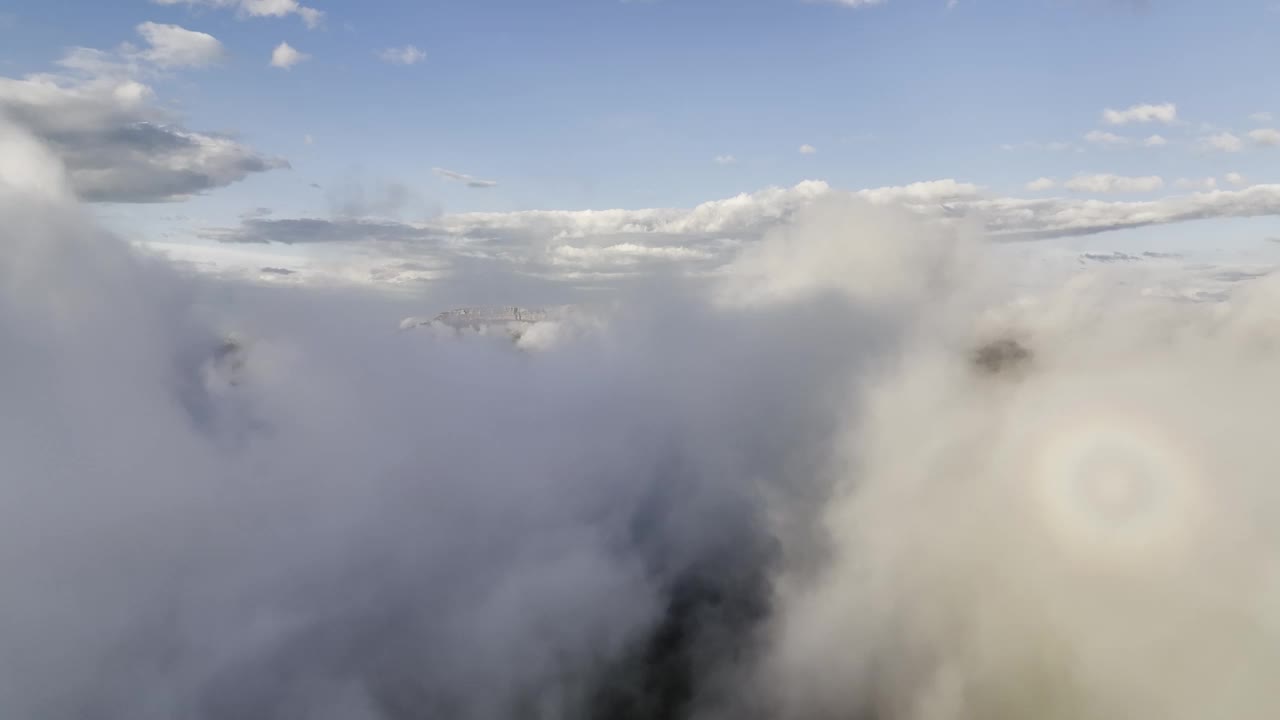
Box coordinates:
[181,176,1280,288]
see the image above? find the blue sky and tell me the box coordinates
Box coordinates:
[5,0,1280,272]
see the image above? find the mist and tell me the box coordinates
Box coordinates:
[4,115,1280,720]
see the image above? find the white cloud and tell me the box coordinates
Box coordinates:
[798,144,817,155]
[1102,102,1178,126]
[151,0,324,28]
[303,133,314,145]
[378,45,426,66]
[1225,172,1248,187]
[1085,130,1128,146]
[1026,177,1056,191]
[1205,132,1244,152]
[713,154,736,165]
[857,178,982,204]
[1065,173,1164,194]
[1250,111,1273,123]
[1175,177,1217,191]
[269,42,308,69]
[0,46,285,202]
[136,22,225,68]
[1144,134,1168,147]
[433,167,498,188]
[1249,128,1280,146]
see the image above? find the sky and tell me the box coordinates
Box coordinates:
[6,0,1280,292]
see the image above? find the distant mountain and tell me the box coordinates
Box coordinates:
[400,306,574,333]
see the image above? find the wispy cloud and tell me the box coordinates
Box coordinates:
[1102,102,1177,126]
[803,0,886,7]
[1249,128,1280,146]
[798,144,817,155]
[1175,177,1217,191]
[1003,140,1078,153]
[713,154,736,165]
[1085,130,1129,146]
[378,45,426,65]
[1204,132,1244,152]
[239,206,274,220]
[434,167,498,188]
[151,0,323,28]
[1065,173,1164,194]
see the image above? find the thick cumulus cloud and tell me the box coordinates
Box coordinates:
[6,116,1280,720]
[0,37,286,203]
[0,120,884,719]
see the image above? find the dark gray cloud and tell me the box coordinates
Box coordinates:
[204,218,441,245]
